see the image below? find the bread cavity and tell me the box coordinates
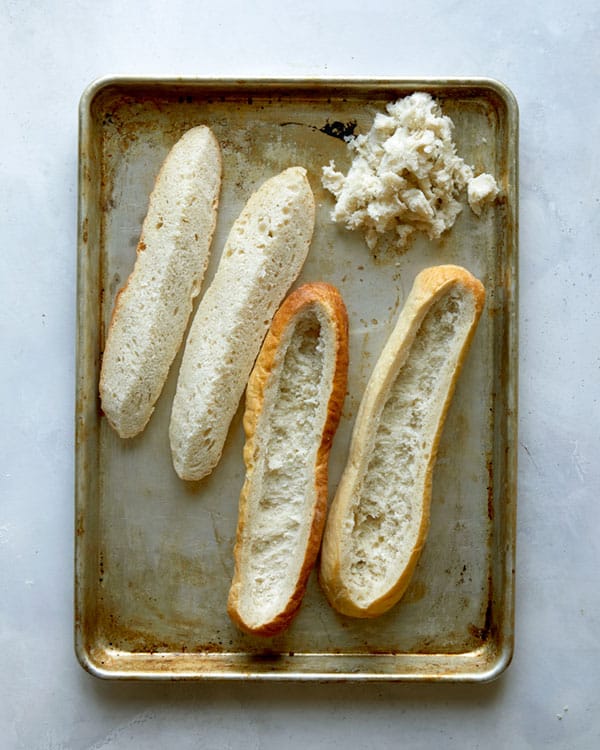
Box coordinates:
[320,266,485,618]
[238,309,331,627]
[228,282,349,636]
[345,287,476,607]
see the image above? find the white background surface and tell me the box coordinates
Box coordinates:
[1,1,599,748]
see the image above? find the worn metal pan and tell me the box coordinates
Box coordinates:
[75,77,518,680]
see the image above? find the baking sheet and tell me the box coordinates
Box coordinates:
[75,77,518,680]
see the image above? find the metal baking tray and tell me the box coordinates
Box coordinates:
[75,77,518,681]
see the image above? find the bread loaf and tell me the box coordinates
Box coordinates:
[169,166,315,481]
[99,126,222,438]
[319,265,485,618]
[228,283,349,636]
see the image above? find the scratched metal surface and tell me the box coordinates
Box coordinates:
[75,78,518,680]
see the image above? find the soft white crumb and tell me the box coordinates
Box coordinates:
[467,172,499,216]
[321,92,499,250]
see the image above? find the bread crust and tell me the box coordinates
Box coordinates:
[99,125,222,438]
[319,265,485,618]
[228,282,349,636]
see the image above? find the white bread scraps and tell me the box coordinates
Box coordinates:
[228,283,349,636]
[320,265,485,618]
[99,125,222,438]
[169,167,315,481]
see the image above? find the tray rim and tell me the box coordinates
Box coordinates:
[78,74,519,121]
[75,75,518,682]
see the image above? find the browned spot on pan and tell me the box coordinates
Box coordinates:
[487,456,495,521]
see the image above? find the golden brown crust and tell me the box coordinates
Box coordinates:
[319,265,485,618]
[227,282,349,636]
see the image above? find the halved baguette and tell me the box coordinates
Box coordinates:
[99,125,222,438]
[319,265,485,618]
[228,282,349,636]
[169,166,315,481]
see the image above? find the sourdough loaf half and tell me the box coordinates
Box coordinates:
[319,265,485,618]
[169,166,315,481]
[228,283,349,636]
[99,125,222,438]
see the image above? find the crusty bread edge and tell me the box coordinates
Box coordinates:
[319,265,485,618]
[227,282,349,636]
